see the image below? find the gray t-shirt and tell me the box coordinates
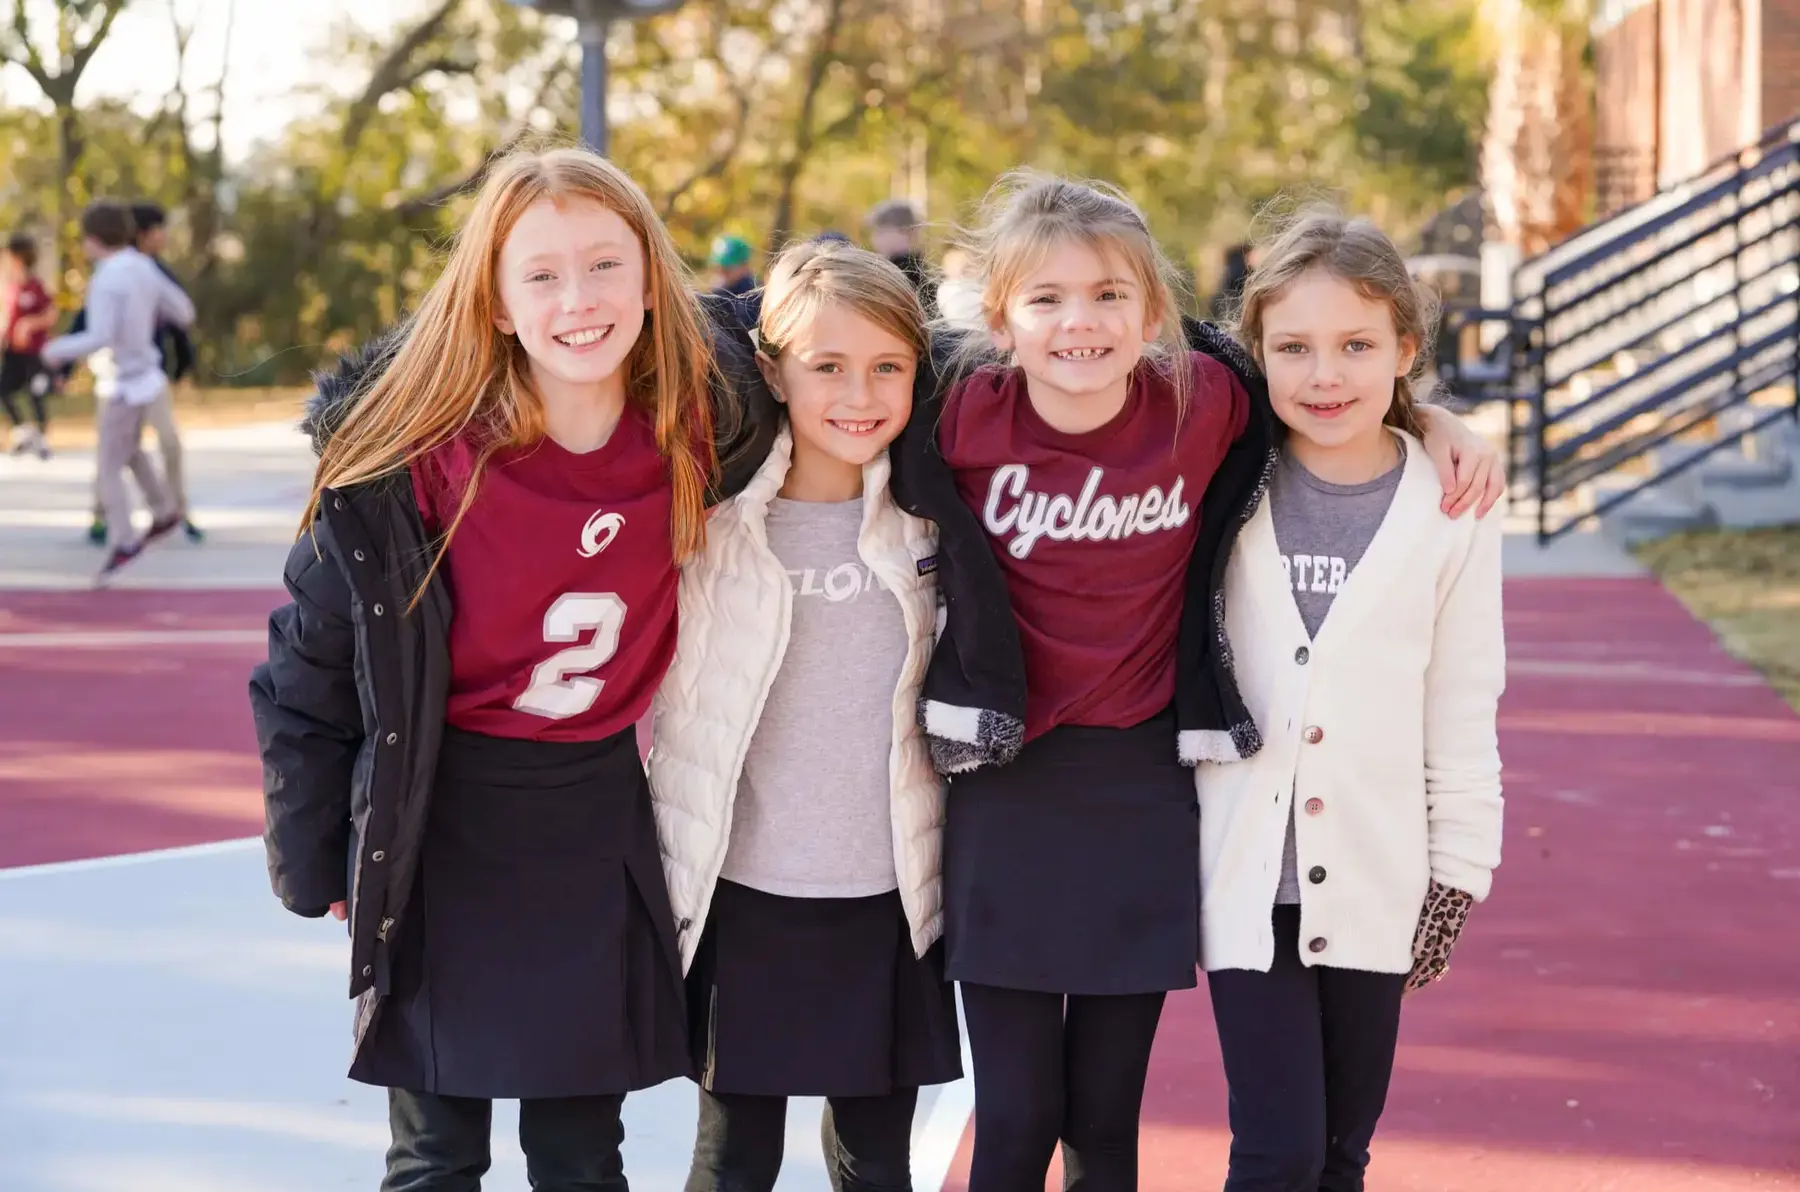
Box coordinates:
[1269,447,1403,905]
[720,498,906,898]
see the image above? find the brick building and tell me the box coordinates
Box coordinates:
[1594,0,1800,214]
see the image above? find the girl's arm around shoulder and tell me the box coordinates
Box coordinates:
[247,516,364,919]
[1423,490,1507,901]
[1182,317,1272,452]
[698,291,781,504]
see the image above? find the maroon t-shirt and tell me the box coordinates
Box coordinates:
[411,406,679,742]
[940,353,1250,740]
[3,277,50,355]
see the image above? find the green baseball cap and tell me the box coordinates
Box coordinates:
[709,235,752,268]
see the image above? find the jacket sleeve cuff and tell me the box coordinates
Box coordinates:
[919,700,1025,775]
[1428,856,1494,902]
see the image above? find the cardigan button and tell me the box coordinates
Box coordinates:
[1308,937,1328,954]
[354,550,365,562]
[1294,646,1310,665]
[373,603,385,616]
[386,732,398,745]
[361,964,373,977]
[1308,866,1327,884]
[371,851,386,863]
[1304,798,1324,816]
[1304,726,1324,744]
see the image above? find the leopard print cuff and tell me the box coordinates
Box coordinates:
[1406,879,1474,994]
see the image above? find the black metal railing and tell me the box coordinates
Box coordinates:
[1510,118,1800,541]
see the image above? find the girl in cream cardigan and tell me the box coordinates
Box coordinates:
[1198,208,1505,1191]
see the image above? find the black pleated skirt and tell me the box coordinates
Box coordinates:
[686,879,963,1097]
[350,726,691,1098]
[943,709,1200,995]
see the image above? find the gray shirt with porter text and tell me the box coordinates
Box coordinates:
[1269,448,1403,905]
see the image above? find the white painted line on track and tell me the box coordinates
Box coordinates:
[0,628,267,649]
[0,837,262,881]
[0,629,267,649]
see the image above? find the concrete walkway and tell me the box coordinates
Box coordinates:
[0,422,309,590]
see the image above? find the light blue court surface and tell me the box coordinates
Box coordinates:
[0,842,972,1191]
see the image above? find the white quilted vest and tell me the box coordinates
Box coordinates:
[647,428,945,973]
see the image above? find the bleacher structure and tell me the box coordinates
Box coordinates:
[1447,117,1800,544]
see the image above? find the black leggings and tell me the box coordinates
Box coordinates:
[684,1086,918,1192]
[960,983,1166,1192]
[0,385,46,437]
[1207,907,1407,1191]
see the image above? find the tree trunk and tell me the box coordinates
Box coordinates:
[766,0,850,252]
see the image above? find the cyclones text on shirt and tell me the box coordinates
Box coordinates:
[982,463,1192,559]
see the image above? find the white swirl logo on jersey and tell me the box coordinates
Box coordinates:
[578,509,625,558]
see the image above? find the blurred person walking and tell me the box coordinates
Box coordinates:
[43,201,194,583]
[84,202,204,545]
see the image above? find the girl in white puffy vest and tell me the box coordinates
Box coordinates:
[647,241,959,1192]
[1198,206,1506,1191]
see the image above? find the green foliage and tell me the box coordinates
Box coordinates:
[0,0,1498,383]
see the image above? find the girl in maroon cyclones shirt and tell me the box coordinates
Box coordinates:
[893,173,1504,1192]
[250,147,773,1191]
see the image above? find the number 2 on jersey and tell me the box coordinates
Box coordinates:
[513,593,626,720]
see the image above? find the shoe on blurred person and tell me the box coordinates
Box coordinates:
[143,514,182,546]
[11,425,49,458]
[87,518,106,546]
[95,541,144,585]
[183,519,205,543]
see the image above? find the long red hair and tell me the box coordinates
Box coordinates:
[303,145,718,596]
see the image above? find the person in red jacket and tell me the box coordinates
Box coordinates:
[0,232,56,459]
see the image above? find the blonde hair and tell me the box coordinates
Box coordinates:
[757,240,929,363]
[1235,205,1437,438]
[950,170,1195,414]
[303,144,719,599]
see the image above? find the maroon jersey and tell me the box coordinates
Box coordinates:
[2,277,49,354]
[940,353,1249,741]
[411,407,678,742]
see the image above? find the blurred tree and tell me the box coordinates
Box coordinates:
[0,0,132,283]
[0,0,1501,383]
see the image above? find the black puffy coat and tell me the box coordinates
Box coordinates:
[248,302,777,1005]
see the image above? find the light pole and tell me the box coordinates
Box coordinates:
[506,0,688,156]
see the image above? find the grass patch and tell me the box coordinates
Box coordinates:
[1633,525,1800,714]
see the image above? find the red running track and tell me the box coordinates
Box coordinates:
[0,588,283,868]
[3,579,1797,1188]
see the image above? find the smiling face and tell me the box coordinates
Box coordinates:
[492,195,650,403]
[1259,268,1416,454]
[991,235,1160,426]
[761,300,916,478]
